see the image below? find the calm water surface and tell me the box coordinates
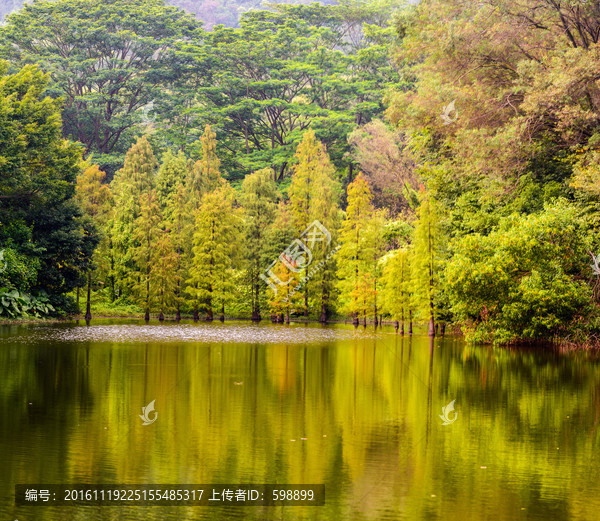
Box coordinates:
[1,319,600,520]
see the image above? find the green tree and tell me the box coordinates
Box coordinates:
[186,183,241,321]
[260,201,298,311]
[288,129,341,320]
[187,125,223,208]
[167,182,192,321]
[111,135,158,300]
[445,200,591,344]
[0,63,97,309]
[183,3,400,179]
[0,0,200,175]
[411,190,443,336]
[156,150,189,215]
[336,173,377,325]
[75,164,113,319]
[381,248,412,333]
[153,225,180,321]
[132,190,163,321]
[240,169,279,321]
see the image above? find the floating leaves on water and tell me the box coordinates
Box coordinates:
[14,323,388,345]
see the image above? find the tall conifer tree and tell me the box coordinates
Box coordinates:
[240,169,278,321]
[381,248,412,334]
[111,135,157,299]
[411,190,442,336]
[337,173,377,325]
[75,164,113,319]
[288,129,340,320]
[187,183,241,321]
[188,125,223,208]
[132,190,162,321]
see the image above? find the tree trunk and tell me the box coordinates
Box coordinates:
[427,214,436,338]
[304,281,308,317]
[76,286,80,314]
[193,305,199,322]
[159,311,164,322]
[319,304,327,324]
[363,315,367,327]
[176,308,181,322]
[206,284,213,321]
[394,320,399,332]
[252,282,261,321]
[428,316,436,337]
[109,237,115,302]
[286,308,290,324]
[408,310,413,335]
[373,280,378,325]
[277,162,287,181]
[85,271,92,322]
[219,303,225,322]
[278,313,284,323]
[441,322,446,336]
[353,313,359,327]
[145,264,150,323]
[319,280,327,323]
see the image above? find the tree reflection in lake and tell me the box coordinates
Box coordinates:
[1,320,600,520]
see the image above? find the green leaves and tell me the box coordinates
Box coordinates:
[0,0,201,174]
[0,288,55,318]
[445,200,591,343]
[177,3,400,179]
[0,63,96,308]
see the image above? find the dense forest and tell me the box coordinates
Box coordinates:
[1,0,600,346]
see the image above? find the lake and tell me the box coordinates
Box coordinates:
[2,319,600,520]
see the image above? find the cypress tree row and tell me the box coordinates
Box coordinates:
[74,127,447,333]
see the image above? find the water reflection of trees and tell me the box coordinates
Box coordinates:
[3,328,600,520]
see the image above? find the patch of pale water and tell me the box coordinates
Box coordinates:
[8,321,392,344]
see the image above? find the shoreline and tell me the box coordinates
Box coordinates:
[2,315,599,351]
